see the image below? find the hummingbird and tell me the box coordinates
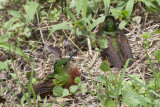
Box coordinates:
[97,6,134,70]
[16,50,80,99]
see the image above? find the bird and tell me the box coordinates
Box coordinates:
[97,6,134,70]
[16,51,80,99]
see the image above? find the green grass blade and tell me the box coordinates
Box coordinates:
[82,0,88,18]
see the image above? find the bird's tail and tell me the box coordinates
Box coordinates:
[16,80,54,99]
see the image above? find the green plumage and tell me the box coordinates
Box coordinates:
[44,58,70,87]
[97,15,133,69]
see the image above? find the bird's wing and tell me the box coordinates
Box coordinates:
[102,37,122,70]
[117,34,134,67]
[17,79,54,99]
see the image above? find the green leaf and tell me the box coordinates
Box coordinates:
[154,50,160,61]
[97,76,106,83]
[152,29,160,34]
[82,0,88,18]
[110,9,123,18]
[0,34,11,42]
[132,16,142,23]
[118,20,128,29]
[64,7,77,21]
[24,1,39,22]
[140,0,160,12]
[0,60,10,71]
[156,0,160,6]
[9,23,23,30]
[76,0,81,16]
[81,83,87,94]
[0,42,29,62]
[122,88,149,106]
[97,83,103,90]
[4,17,18,30]
[43,97,47,107]
[142,32,150,39]
[69,85,78,93]
[100,61,110,72]
[105,101,116,107]
[89,15,105,31]
[53,86,63,97]
[10,73,18,80]
[8,11,21,18]
[125,0,134,17]
[130,76,160,98]
[74,77,81,84]
[0,88,7,94]
[122,10,128,17]
[48,22,72,38]
[62,89,70,97]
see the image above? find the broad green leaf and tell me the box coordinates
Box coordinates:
[89,15,105,31]
[0,42,29,62]
[81,83,87,94]
[156,0,160,5]
[48,22,72,38]
[142,32,150,39]
[53,86,63,97]
[4,17,18,30]
[0,60,10,71]
[100,61,110,72]
[9,23,23,30]
[118,20,128,29]
[74,77,81,84]
[69,85,78,93]
[62,89,70,97]
[97,76,106,83]
[64,7,77,21]
[125,0,134,17]
[8,11,21,18]
[82,0,88,18]
[110,9,123,18]
[0,34,11,42]
[132,16,142,23]
[24,1,39,22]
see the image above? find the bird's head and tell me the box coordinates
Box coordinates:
[102,16,116,32]
[54,58,70,73]
[100,4,116,32]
